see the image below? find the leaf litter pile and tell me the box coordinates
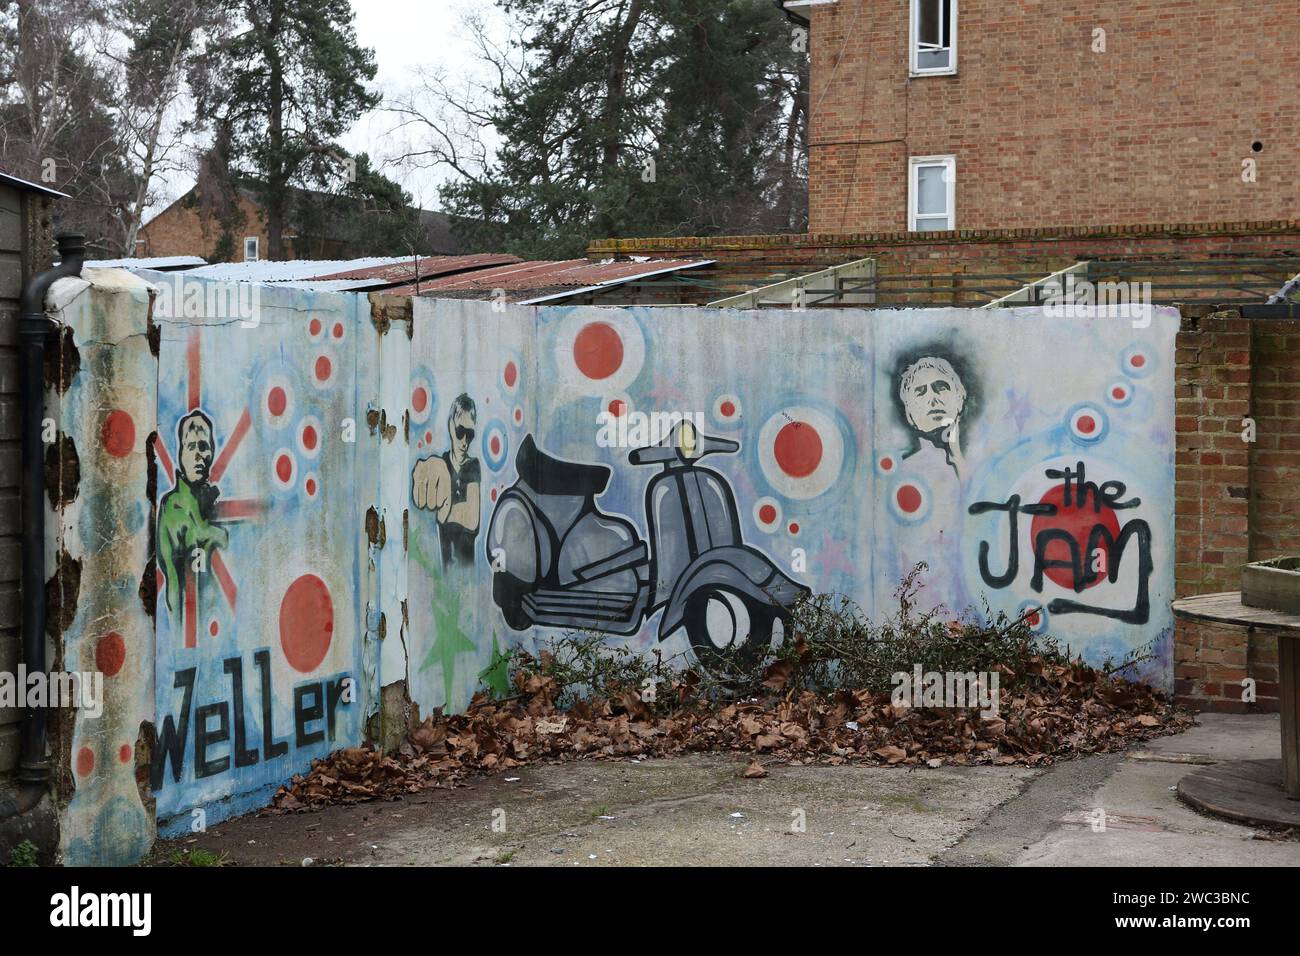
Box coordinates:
[273,572,1193,811]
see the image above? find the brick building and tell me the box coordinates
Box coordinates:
[797,0,1298,235]
[139,183,462,262]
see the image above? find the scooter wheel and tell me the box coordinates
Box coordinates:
[683,587,784,678]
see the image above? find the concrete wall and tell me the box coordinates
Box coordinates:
[43,274,1178,863]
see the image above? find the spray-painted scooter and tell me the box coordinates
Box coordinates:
[486,419,808,673]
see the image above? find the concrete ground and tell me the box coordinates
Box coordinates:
[152,714,1300,867]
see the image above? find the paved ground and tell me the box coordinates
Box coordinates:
[152,713,1300,867]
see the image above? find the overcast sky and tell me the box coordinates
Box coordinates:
[152,0,501,217]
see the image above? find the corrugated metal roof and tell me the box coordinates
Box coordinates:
[385,258,711,300]
[0,171,70,198]
[86,255,206,271]
[185,257,412,282]
[311,253,521,284]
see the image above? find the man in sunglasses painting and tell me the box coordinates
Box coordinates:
[412,392,481,569]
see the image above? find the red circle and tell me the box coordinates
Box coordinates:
[881,456,894,471]
[758,504,777,524]
[1029,484,1122,590]
[279,574,334,673]
[773,421,823,478]
[1111,387,1125,400]
[573,322,624,380]
[118,744,132,764]
[897,485,923,514]
[608,399,625,417]
[1130,354,1146,368]
[276,454,293,483]
[305,477,317,496]
[209,620,219,636]
[490,488,498,502]
[267,386,287,416]
[424,431,432,445]
[309,318,322,337]
[1025,610,1041,627]
[1077,415,1096,435]
[315,355,332,381]
[504,361,518,388]
[514,409,522,423]
[412,387,428,413]
[720,400,736,417]
[332,322,344,339]
[101,410,135,458]
[302,424,318,451]
[490,435,501,456]
[95,632,125,677]
[788,522,800,535]
[76,747,94,777]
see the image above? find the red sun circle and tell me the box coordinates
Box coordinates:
[574,322,624,380]
[1029,484,1122,590]
[314,355,332,381]
[279,574,334,673]
[76,747,94,777]
[267,386,287,417]
[101,409,135,458]
[504,361,518,388]
[897,485,923,514]
[276,454,293,483]
[773,421,823,478]
[95,632,126,677]
[720,400,736,417]
[758,504,777,524]
[302,424,318,451]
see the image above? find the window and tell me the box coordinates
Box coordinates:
[243,237,259,262]
[910,0,957,75]
[908,156,955,232]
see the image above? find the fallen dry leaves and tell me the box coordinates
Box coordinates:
[271,656,1193,812]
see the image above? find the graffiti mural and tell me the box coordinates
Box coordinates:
[149,282,367,835]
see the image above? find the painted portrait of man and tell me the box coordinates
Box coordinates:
[158,409,229,615]
[899,355,969,476]
[411,393,482,569]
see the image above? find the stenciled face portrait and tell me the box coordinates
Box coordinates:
[900,357,967,436]
[178,414,215,485]
[450,407,476,461]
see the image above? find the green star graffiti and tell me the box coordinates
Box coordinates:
[411,528,476,708]
[479,633,512,699]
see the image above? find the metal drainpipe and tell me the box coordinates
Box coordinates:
[0,233,85,821]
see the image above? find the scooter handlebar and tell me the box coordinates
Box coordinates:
[629,431,739,465]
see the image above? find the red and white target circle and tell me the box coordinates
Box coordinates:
[758,406,844,500]
[512,405,524,428]
[303,472,320,499]
[712,394,742,426]
[311,353,335,389]
[1069,405,1106,442]
[410,376,434,425]
[307,316,326,343]
[878,454,898,475]
[272,447,297,491]
[329,319,346,344]
[262,376,295,430]
[502,359,520,394]
[554,310,645,394]
[753,496,782,533]
[298,415,323,459]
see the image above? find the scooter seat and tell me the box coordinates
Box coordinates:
[516,434,611,497]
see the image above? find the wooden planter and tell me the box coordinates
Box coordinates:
[1242,557,1300,614]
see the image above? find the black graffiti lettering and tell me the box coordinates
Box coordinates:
[150,667,196,790]
[194,702,230,778]
[223,655,258,768]
[1048,519,1153,624]
[967,495,1056,589]
[295,684,324,748]
[255,648,289,761]
[326,676,348,742]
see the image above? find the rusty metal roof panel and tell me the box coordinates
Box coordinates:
[383,258,711,299]
[312,253,522,284]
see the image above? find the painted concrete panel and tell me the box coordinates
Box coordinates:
[148,278,368,835]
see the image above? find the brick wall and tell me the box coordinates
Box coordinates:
[805,0,1299,234]
[138,193,268,262]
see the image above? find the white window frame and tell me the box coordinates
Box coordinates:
[909,0,958,76]
[908,155,956,232]
[243,236,259,262]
